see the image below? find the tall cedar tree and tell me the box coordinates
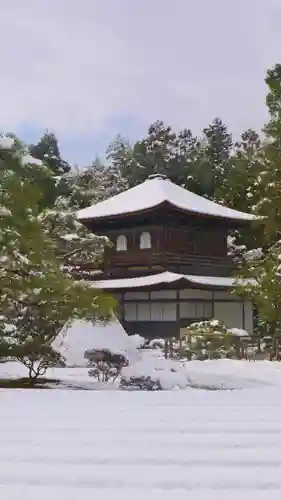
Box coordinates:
[107,121,202,190]
[201,118,233,200]
[29,132,71,208]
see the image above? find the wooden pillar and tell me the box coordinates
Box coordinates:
[211,291,215,318]
[176,289,180,339]
[242,301,245,330]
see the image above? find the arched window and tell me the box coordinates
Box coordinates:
[140,231,151,249]
[116,234,127,252]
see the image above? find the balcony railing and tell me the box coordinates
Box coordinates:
[105,251,234,276]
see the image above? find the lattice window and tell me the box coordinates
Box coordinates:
[179,302,213,319]
[124,302,177,322]
[140,231,151,249]
[116,234,127,251]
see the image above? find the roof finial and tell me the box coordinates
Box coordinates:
[147,173,169,181]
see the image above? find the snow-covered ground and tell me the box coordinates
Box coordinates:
[2,356,281,390]
[1,380,281,499]
[2,321,281,497]
[1,360,281,497]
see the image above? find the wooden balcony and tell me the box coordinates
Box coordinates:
[104,251,235,277]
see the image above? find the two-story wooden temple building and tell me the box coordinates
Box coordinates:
[77,174,258,339]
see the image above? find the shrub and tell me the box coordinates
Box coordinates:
[85,348,128,382]
[120,375,162,391]
[177,320,243,360]
[148,338,166,350]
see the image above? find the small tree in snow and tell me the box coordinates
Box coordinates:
[85,348,128,382]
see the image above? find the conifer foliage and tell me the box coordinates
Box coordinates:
[0,137,114,382]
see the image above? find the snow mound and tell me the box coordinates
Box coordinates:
[129,334,146,349]
[148,338,166,349]
[0,136,14,149]
[121,349,190,390]
[228,328,249,337]
[52,319,140,367]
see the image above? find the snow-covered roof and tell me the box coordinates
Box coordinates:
[90,271,255,290]
[76,174,258,222]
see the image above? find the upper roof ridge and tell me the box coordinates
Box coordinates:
[146,174,170,181]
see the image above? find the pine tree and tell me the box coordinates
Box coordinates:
[224,129,266,250]
[235,64,281,356]
[201,118,233,200]
[29,131,71,208]
[29,131,70,176]
[0,137,115,380]
[226,130,262,210]
[107,121,202,189]
[66,157,128,210]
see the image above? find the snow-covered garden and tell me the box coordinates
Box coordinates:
[1,318,281,392]
[2,359,281,498]
[2,319,281,496]
[3,61,281,496]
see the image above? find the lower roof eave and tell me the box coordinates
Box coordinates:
[89,271,255,291]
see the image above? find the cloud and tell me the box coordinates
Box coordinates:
[1,0,281,137]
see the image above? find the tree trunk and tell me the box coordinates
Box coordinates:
[164,340,168,359]
[268,322,278,360]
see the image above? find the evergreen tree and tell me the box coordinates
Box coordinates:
[29,131,70,175]
[235,244,281,357]
[227,130,262,211]
[0,137,114,379]
[29,131,71,208]
[235,64,281,355]
[223,129,266,250]
[67,157,128,210]
[249,64,281,241]
[107,121,202,189]
[200,118,233,200]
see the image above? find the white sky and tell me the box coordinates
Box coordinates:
[1,0,281,141]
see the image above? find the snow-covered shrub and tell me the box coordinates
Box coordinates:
[148,338,166,350]
[120,375,162,391]
[180,320,246,360]
[85,348,129,382]
[187,319,229,336]
[121,354,189,390]
[129,334,147,349]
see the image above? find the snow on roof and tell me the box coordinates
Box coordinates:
[76,174,258,222]
[90,271,255,290]
[52,318,140,367]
